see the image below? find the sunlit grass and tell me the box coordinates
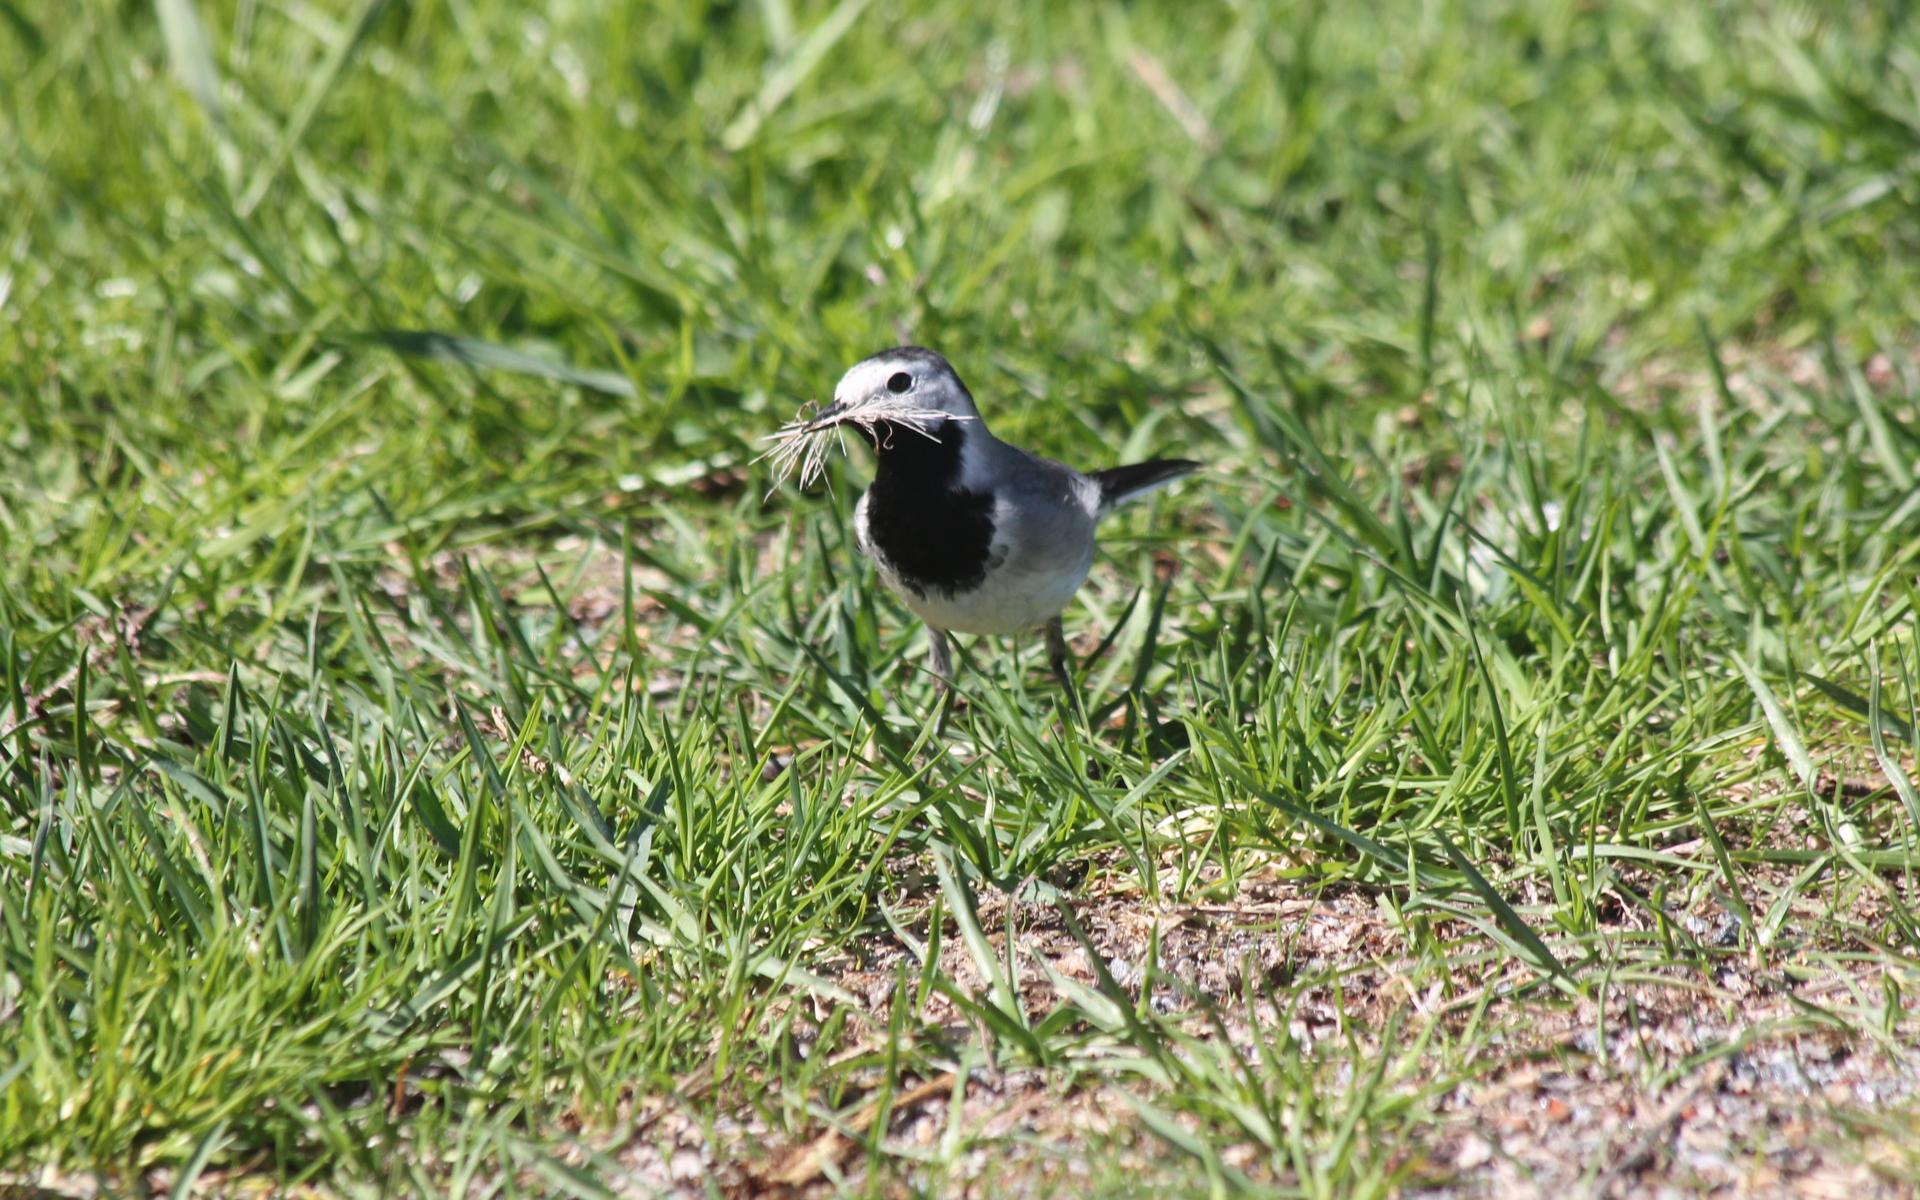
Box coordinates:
[3,0,1919,1193]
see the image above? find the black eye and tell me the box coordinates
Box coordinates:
[886,371,913,394]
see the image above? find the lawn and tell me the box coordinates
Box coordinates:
[4,0,1920,1194]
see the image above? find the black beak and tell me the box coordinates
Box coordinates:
[803,400,852,434]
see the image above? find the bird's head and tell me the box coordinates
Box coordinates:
[802,346,981,451]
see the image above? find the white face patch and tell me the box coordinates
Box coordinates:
[758,353,981,492]
[833,354,982,424]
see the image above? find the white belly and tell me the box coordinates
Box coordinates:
[881,546,1093,634]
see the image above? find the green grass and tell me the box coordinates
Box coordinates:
[4,0,1920,1194]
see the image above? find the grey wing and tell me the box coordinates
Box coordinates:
[991,450,1100,572]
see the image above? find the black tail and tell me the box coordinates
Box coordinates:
[1090,459,1201,516]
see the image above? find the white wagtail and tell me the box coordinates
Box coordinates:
[763,346,1199,693]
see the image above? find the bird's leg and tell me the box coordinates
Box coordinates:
[928,625,954,688]
[927,625,956,735]
[1044,616,1084,721]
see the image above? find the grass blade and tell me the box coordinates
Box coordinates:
[722,0,873,150]
[1436,831,1570,982]
[155,0,224,125]
[1733,652,1817,790]
[345,331,638,398]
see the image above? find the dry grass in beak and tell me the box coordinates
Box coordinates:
[754,398,970,494]
[755,402,843,495]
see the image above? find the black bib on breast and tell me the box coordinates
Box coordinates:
[862,422,997,599]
